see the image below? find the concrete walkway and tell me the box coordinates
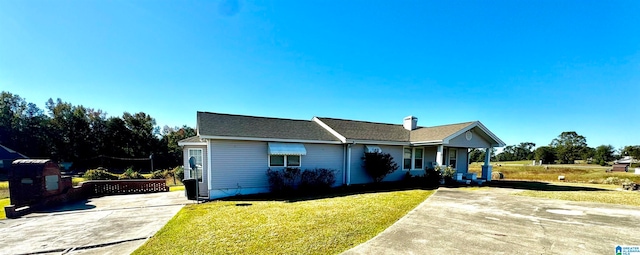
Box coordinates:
[343,187,640,255]
[0,191,188,255]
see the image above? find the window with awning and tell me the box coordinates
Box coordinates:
[268,143,307,155]
[268,143,306,167]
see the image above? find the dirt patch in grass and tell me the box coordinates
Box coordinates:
[133,189,434,255]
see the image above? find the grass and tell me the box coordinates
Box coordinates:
[516,189,640,207]
[0,181,8,199]
[133,189,434,255]
[0,198,9,219]
[169,185,184,192]
[469,164,640,184]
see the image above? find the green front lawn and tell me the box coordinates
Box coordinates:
[0,198,9,219]
[133,189,434,255]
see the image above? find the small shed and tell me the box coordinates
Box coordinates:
[611,164,629,172]
[8,159,71,207]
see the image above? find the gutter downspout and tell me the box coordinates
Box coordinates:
[342,144,347,185]
[206,139,212,199]
[347,142,354,186]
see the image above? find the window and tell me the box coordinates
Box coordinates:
[287,155,300,167]
[45,175,59,191]
[414,148,424,169]
[269,155,301,167]
[188,148,203,182]
[270,155,285,166]
[449,149,457,168]
[404,147,424,170]
[268,143,305,167]
[403,148,412,169]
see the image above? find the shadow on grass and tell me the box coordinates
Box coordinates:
[486,180,609,192]
[219,181,438,203]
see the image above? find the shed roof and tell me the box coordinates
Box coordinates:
[197,112,341,142]
[0,144,28,160]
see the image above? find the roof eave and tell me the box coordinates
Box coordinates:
[199,135,342,144]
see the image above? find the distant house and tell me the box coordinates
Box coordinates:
[0,144,29,177]
[179,112,506,199]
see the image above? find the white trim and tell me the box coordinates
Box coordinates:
[312,117,347,143]
[187,148,204,182]
[178,141,207,146]
[411,140,443,146]
[199,135,342,144]
[206,140,212,192]
[348,139,410,146]
[346,144,352,185]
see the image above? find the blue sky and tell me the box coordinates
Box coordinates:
[1,0,639,151]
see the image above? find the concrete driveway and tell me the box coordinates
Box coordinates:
[0,191,188,255]
[344,187,640,255]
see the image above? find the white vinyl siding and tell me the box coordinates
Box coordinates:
[210,140,344,190]
[447,128,492,148]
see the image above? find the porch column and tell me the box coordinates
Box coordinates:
[436,145,444,167]
[482,147,492,181]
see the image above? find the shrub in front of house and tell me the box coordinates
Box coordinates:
[403,168,441,188]
[83,168,118,180]
[266,168,337,193]
[300,168,336,191]
[363,152,399,183]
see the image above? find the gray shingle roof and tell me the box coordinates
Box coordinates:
[316,117,476,143]
[315,117,410,142]
[410,122,475,142]
[197,112,341,142]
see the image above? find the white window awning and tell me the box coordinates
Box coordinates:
[365,145,382,153]
[268,143,307,155]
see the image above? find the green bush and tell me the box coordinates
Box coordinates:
[150,170,167,179]
[266,167,301,193]
[403,169,441,188]
[174,166,184,181]
[300,168,336,191]
[267,168,336,193]
[363,152,399,183]
[119,167,145,180]
[83,168,118,180]
[603,177,631,185]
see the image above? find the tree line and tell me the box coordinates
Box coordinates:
[470,131,640,166]
[0,91,195,172]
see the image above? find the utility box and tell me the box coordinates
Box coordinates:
[8,159,71,208]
